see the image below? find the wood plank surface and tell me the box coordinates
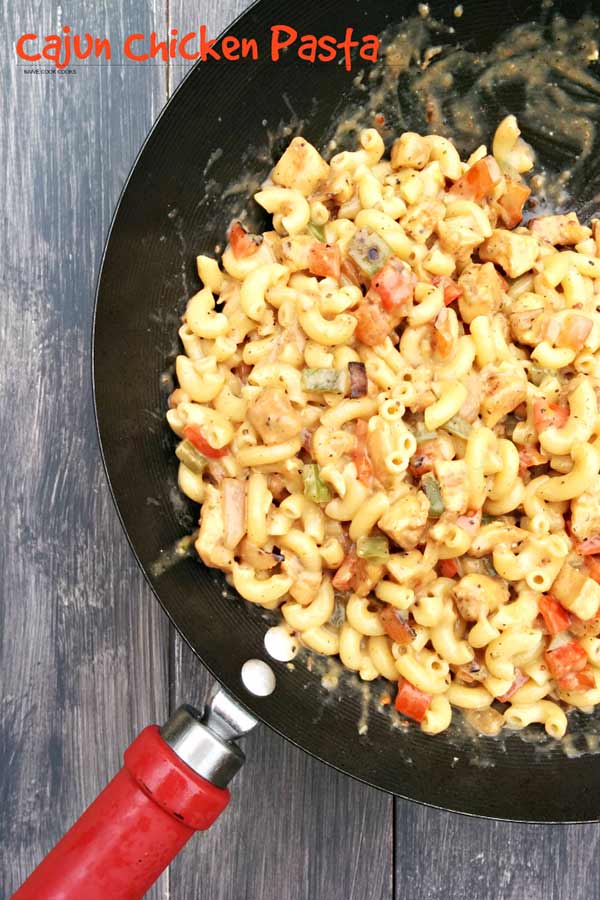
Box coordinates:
[396,804,600,900]
[0,2,170,896]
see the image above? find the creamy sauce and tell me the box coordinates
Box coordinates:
[149,529,198,578]
[327,10,600,216]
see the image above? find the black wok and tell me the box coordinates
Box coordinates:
[92,0,600,823]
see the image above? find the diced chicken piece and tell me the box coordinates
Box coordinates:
[436,217,486,259]
[391,132,430,170]
[479,229,539,278]
[378,490,430,550]
[247,387,302,445]
[571,476,600,541]
[480,362,528,427]
[457,263,504,324]
[272,137,330,197]
[401,201,445,244]
[195,485,234,571]
[529,213,591,246]
[453,573,508,622]
[506,293,545,346]
[552,562,600,621]
[433,459,469,514]
[386,549,437,591]
[279,235,314,272]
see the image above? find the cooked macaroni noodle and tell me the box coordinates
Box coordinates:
[167,122,600,740]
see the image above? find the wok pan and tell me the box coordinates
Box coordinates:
[14,0,600,894]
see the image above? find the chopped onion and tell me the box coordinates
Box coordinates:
[223,479,246,550]
[348,361,368,398]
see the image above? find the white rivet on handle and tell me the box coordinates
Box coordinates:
[241,659,276,697]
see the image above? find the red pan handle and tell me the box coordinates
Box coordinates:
[13,697,256,900]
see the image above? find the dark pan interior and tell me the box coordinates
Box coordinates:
[94,0,600,820]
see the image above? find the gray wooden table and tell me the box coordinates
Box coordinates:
[2,1,599,897]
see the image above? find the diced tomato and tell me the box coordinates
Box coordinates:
[371,259,416,312]
[432,275,463,305]
[439,558,460,578]
[497,182,531,228]
[545,641,588,679]
[408,441,439,477]
[332,551,358,590]
[448,156,502,202]
[538,594,571,636]
[518,446,547,477]
[557,668,596,692]
[379,605,414,644]
[560,314,593,351]
[183,425,229,458]
[308,242,341,280]
[532,399,569,432]
[497,669,529,702]
[229,221,260,258]
[584,555,600,585]
[456,510,482,535]
[575,536,600,557]
[354,302,394,347]
[352,419,373,485]
[395,680,432,723]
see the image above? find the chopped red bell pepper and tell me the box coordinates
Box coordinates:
[558,668,596,692]
[497,182,531,228]
[432,275,463,305]
[574,535,600,557]
[533,399,569,432]
[308,242,341,280]
[448,156,502,202]
[352,419,373,485]
[395,679,432,723]
[183,425,229,458]
[439,558,460,578]
[229,221,260,258]
[408,441,440,477]
[545,641,588,679]
[370,259,416,312]
[332,551,358,590]
[538,594,571,636]
[379,605,414,645]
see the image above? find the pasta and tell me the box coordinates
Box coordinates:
[167,119,600,740]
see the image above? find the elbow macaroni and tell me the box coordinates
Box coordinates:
[166,121,600,741]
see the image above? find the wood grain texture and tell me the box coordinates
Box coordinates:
[4,0,600,898]
[0,1,169,896]
[396,803,600,900]
[167,2,394,898]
